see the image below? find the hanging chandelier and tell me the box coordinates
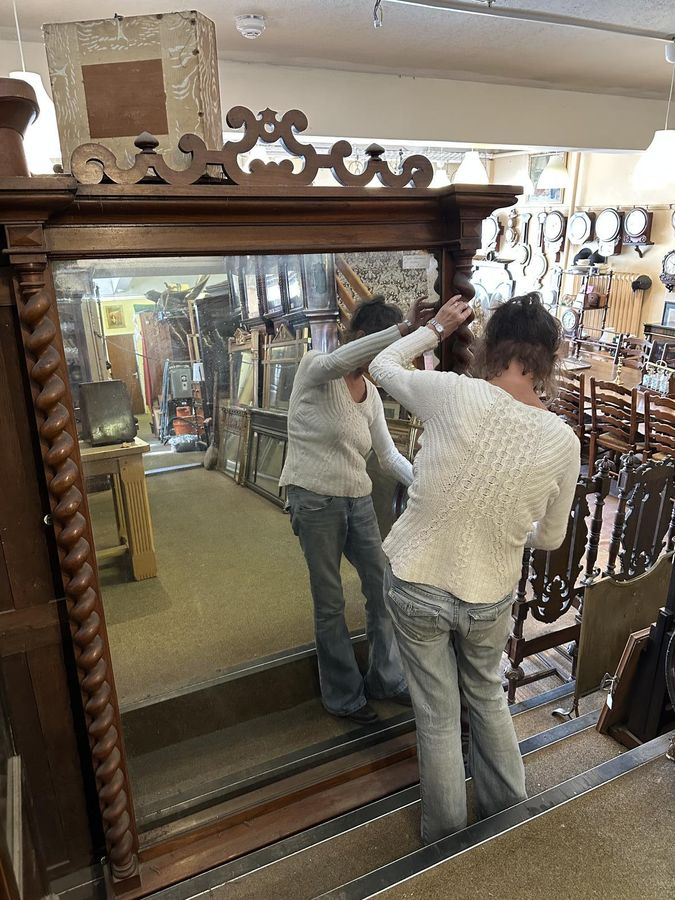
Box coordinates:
[633,42,675,189]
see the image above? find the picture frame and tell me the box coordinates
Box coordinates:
[661,300,675,328]
[301,253,335,310]
[527,152,567,204]
[104,303,126,330]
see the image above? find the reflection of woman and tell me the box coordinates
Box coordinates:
[281,296,432,723]
[370,293,580,842]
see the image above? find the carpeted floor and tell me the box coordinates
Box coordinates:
[89,465,366,705]
[384,755,674,900]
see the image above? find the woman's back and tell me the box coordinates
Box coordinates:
[373,335,580,605]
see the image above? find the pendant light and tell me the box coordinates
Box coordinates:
[633,43,675,189]
[430,162,451,188]
[536,154,570,190]
[8,0,61,173]
[453,151,489,185]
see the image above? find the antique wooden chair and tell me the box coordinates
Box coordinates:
[613,333,655,373]
[504,459,612,703]
[550,371,585,443]
[588,378,641,474]
[644,394,675,460]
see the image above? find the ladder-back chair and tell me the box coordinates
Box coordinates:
[644,394,675,460]
[551,371,585,442]
[613,333,655,373]
[588,378,641,474]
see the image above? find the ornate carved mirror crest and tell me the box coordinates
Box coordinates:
[70,106,434,188]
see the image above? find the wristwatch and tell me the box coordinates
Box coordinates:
[401,318,414,334]
[427,318,445,339]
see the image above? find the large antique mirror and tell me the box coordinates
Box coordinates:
[51,247,436,837]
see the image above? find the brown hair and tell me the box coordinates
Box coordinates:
[472,292,561,397]
[348,294,403,337]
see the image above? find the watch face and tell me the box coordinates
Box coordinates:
[664,251,675,276]
[596,208,622,242]
[561,308,578,334]
[568,212,591,245]
[625,207,648,238]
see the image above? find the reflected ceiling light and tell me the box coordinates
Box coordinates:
[9,0,61,173]
[634,43,675,189]
[453,151,489,185]
[536,154,570,190]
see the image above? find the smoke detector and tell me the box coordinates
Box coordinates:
[235,14,266,39]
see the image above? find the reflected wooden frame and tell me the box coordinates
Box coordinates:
[1,100,521,893]
[217,406,250,484]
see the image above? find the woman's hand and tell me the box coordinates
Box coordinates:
[427,294,472,338]
[399,296,436,335]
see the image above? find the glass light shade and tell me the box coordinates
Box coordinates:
[633,130,675,189]
[9,71,61,174]
[537,155,570,189]
[452,151,489,185]
[430,163,450,188]
[520,171,535,197]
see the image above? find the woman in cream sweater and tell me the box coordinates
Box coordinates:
[280,296,432,724]
[369,292,580,844]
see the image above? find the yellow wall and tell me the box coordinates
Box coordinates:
[491,152,675,331]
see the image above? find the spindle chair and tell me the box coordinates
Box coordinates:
[588,379,641,475]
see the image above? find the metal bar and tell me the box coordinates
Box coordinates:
[383,1,674,43]
[321,730,673,900]
[148,706,601,899]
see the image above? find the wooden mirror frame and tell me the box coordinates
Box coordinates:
[0,94,520,892]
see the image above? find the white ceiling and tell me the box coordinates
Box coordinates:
[2,0,674,99]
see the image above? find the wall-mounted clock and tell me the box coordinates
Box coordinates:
[505,209,519,247]
[543,211,567,260]
[481,215,502,253]
[595,207,623,257]
[525,212,548,286]
[513,212,532,266]
[623,206,653,247]
[567,211,594,246]
[671,210,675,234]
[661,250,675,292]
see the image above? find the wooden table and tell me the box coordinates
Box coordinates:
[80,437,157,581]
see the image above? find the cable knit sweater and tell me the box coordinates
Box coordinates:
[369,328,581,604]
[280,326,414,498]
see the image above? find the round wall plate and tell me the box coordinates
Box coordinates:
[596,207,622,242]
[544,211,565,243]
[568,211,592,245]
[624,206,649,239]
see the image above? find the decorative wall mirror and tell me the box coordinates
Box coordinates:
[567,211,594,246]
[229,327,261,407]
[262,323,311,412]
[595,207,624,257]
[0,98,520,894]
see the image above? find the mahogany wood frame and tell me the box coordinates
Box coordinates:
[1,103,519,892]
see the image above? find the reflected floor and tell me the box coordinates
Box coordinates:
[88,463,366,705]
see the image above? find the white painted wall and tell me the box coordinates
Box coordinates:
[0,38,665,152]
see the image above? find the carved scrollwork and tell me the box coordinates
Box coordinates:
[617,456,675,580]
[14,262,138,881]
[529,478,591,623]
[71,106,434,189]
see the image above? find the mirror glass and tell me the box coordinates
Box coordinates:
[53,249,436,838]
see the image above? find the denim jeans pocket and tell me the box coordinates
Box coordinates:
[466,594,513,636]
[290,487,335,513]
[387,587,440,642]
